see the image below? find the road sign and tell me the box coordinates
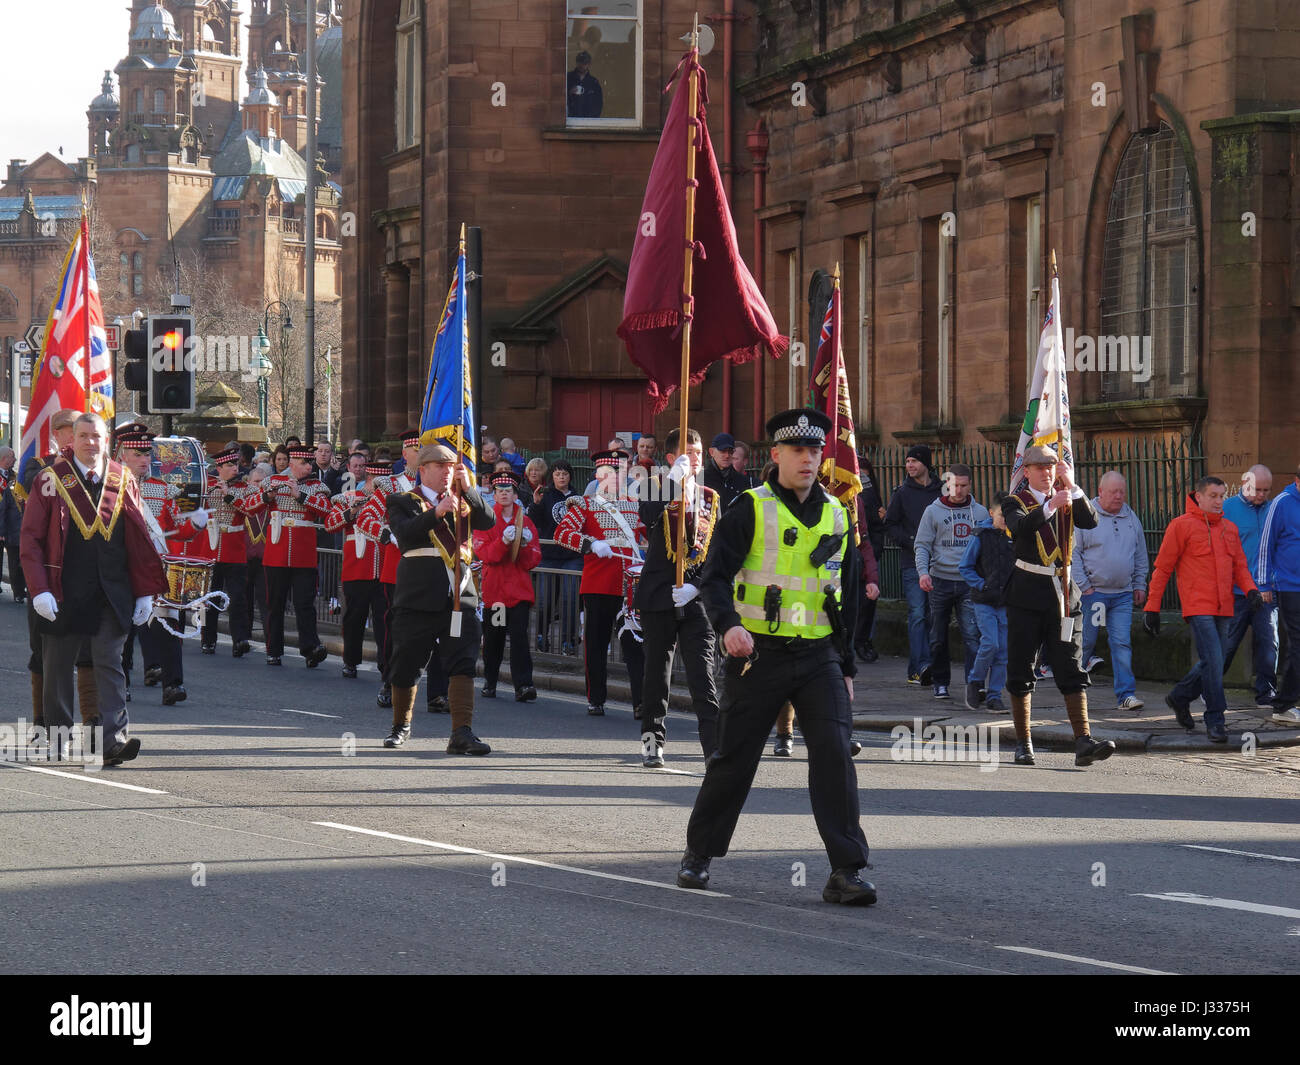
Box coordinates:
[23,323,44,351]
[105,323,121,350]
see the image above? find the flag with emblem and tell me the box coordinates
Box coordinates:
[1009,261,1073,490]
[420,224,476,476]
[808,269,861,509]
[20,209,113,481]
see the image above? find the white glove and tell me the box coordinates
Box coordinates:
[132,596,153,627]
[671,582,700,608]
[33,591,59,622]
[590,539,614,559]
[502,524,518,543]
[667,454,693,483]
[189,508,210,529]
[522,527,533,544]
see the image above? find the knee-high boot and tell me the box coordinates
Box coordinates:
[77,664,100,724]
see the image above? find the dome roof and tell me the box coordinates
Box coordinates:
[132,2,181,43]
[89,71,119,113]
[243,66,279,107]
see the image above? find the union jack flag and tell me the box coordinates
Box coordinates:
[19,210,114,481]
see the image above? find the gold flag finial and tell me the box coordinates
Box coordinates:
[1050,248,1058,276]
[832,261,841,285]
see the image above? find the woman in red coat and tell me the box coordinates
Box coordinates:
[473,472,542,701]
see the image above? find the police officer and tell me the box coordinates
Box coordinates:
[1002,444,1116,767]
[676,409,875,905]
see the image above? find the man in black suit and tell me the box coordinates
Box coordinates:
[634,427,721,768]
[1001,445,1115,768]
[383,443,496,754]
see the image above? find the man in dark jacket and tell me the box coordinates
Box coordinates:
[0,446,25,602]
[527,458,583,654]
[702,432,748,512]
[883,445,941,683]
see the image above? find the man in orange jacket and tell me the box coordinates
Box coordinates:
[1144,475,1263,743]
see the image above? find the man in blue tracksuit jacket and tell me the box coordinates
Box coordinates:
[1221,466,1279,708]
[1256,468,1300,724]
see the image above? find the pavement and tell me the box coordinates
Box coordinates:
[314,629,1300,756]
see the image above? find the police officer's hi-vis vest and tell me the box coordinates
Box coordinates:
[733,483,848,637]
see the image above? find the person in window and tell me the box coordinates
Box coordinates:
[567,51,604,118]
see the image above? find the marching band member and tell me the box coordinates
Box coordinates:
[555,448,647,717]
[245,444,330,668]
[356,459,402,708]
[325,457,391,680]
[188,443,254,658]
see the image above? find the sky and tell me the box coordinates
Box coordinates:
[0,1,248,170]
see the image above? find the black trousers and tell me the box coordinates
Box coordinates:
[686,636,869,871]
[202,562,249,646]
[342,579,388,669]
[582,592,645,709]
[483,600,534,688]
[1006,602,1089,697]
[137,618,183,686]
[388,605,481,689]
[2,542,25,598]
[265,565,321,657]
[639,603,719,756]
[246,559,267,638]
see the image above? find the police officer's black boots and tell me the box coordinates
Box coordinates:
[1066,691,1116,767]
[823,868,878,906]
[676,849,711,890]
[1010,693,1035,765]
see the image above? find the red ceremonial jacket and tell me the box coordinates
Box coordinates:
[356,475,404,585]
[325,487,383,582]
[243,473,331,568]
[472,502,541,607]
[20,459,168,603]
[555,493,646,596]
[185,475,256,564]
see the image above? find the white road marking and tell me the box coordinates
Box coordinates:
[1180,844,1300,863]
[2,763,167,794]
[312,820,730,897]
[995,945,1174,975]
[265,708,343,720]
[1133,892,1300,920]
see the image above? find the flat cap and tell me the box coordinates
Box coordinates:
[417,443,457,464]
[1021,444,1060,467]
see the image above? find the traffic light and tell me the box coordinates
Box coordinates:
[123,326,151,414]
[147,314,195,414]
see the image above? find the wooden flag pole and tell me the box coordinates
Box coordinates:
[1048,247,1071,622]
[674,15,701,589]
[452,222,468,633]
[81,204,91,414]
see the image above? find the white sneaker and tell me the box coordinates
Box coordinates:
[1117,696,1144,712]
[1271,707,1300,725]
[641,732,664,768]
[1084,655,1104,672]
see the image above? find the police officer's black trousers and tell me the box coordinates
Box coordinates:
[686,636,870,871]
[639,603,718,757]
[341,579,388,669]
[266,565,321,657]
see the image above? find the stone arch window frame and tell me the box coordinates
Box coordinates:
[395,0,422,151]
[154,87,167,116]
[0,283,18,322]
[116,228,150,298]
[1082,95,1205,404]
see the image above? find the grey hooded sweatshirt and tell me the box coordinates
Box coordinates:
[914,495,990,583]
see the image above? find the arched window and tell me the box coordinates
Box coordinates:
[395,0,421,150]
[1100,123,1199,400]
[133,89,144,114]
[154,88,166,115]
[0,285,17,322]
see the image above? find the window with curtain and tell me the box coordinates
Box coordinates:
[1100,123,1199,401]
[566,1,641,127]
[395,0,421,150]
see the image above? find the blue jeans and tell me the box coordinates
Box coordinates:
[971,602,1008,697]
[901,567,931,676]
[1220,594,1279,702]
[927,576,979,686]
[1081,590,1136,701]
[1170,615,1232,729]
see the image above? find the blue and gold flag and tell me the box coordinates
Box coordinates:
[420,226,476,474]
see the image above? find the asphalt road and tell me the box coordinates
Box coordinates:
[1,598,1297,976]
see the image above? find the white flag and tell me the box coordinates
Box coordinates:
[1009,273,1073,490]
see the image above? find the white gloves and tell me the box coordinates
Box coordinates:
[189,508,210,529]
[502,524,518,543]
[672,582,700,608]
[667,454,693,483]
[590,539,614,559]
[522,527,533,543]
[132,596,154,627]
[33,591,59,622]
